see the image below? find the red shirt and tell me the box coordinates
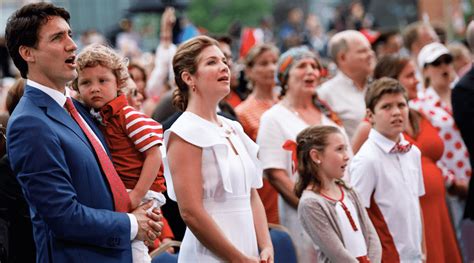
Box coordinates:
[99,94,166,192]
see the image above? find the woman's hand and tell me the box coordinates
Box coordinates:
[259,247,274,263]
[230,255,260,263]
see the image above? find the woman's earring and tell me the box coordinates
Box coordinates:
[192,85,196,92]
[315,160,321,165]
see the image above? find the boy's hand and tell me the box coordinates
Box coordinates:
[128,190,142,210]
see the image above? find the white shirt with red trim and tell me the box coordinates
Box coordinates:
[350,129,425,262]
[322,187,368,258]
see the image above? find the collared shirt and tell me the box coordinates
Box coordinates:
[98,94,165,192]
[27,80,106,151]
[26,80,138,240]
[317,71,367,140]
[350,129,425,262]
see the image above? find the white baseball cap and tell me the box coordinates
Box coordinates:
[417,42,451,69]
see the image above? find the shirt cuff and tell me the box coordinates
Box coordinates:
[128,213,138,240]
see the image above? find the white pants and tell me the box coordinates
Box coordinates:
[128,190,166,263]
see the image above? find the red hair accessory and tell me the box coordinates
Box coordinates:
[282,140,298,174]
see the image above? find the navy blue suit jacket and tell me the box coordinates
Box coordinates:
[452,64,474,220]
[7,86,133,262]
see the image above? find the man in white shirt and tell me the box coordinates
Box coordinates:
[318,30,375,140]
[5,3,162,262]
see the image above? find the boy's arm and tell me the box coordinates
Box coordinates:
[129,146,161,209]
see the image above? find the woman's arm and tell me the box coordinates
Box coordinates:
[350,121,371,155]
[265,168,299,209]
[167,133,258,262]
[250,188,274,262]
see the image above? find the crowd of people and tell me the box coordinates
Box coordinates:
[1,1,474,263]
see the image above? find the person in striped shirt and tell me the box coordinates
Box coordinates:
[72,43,168,263]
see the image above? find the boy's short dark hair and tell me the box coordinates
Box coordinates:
[5,3,70,78]
[365,77,408,112]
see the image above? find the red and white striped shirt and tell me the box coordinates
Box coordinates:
[99,94,166,192]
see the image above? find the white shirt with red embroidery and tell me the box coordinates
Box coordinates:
[410,87,471,181]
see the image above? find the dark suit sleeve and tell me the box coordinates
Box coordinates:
[7,114,131,249]
[452,79,474,220]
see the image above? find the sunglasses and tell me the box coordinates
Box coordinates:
[130,88,139,97]
[429,55,453,67]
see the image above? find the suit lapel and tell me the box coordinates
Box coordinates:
[24,86,93,150]
[73,99,112,156]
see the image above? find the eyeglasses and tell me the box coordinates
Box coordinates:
[429,55,453,67]
[130,89,139,97]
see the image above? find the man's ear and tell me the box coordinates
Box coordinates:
[181,71,194,88]
[337,51,346,65]
[366,108,374,124]
[19,45,35,63]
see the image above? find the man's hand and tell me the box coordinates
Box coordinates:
[132,201,163,245]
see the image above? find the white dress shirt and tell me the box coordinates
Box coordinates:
[317,72,367,140]
[350,129,425,262]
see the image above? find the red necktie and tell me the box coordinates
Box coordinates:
[64,98,131,212]
[390,142,412,154]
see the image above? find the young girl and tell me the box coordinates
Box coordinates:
[293,125,381,262]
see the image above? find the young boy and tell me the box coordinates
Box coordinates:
[349,77,426,262]
[72,44,171,262]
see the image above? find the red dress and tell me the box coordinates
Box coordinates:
[404,116,461,263]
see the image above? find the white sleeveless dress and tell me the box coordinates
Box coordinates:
[163,112,263,262]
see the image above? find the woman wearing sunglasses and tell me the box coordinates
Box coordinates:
[411,42,470,256]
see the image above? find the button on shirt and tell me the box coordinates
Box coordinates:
[349,128,425,262]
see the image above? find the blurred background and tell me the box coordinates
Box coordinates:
[0,0,473,78]
[1,0,472,49]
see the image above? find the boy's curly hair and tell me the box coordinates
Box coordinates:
[72,44,129,92]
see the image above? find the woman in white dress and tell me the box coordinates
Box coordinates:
[257,46,351,262]
[163,36,273,262]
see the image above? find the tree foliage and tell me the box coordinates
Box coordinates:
[186,0,273,34]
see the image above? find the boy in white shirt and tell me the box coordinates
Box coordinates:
[350,77,426,262]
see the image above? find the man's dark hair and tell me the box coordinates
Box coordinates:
[5,3,70,78]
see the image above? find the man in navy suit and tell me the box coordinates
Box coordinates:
[5,3,163,262]
[453,20,474,261]
[453,22,474,221]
